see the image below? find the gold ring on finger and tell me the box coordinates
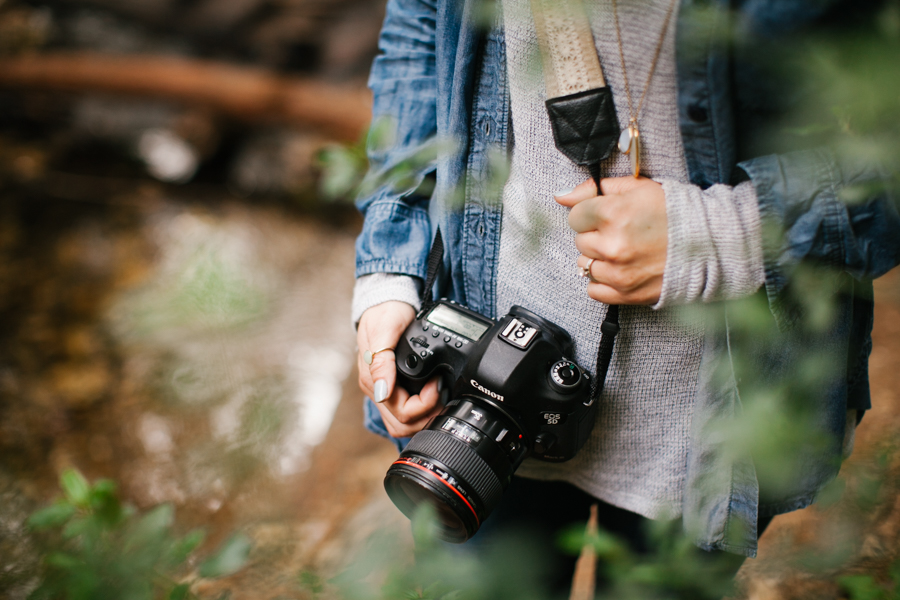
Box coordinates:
[363,347,394,365]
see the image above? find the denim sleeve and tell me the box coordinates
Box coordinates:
[355,0,438,281]
[739,148,900,328]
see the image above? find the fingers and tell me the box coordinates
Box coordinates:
[554,176,651,208]
[356,301,444,438]
[356,300,416,402]
[553,178,597,207]
[567,196,607,234]
[376,377,444,438]
[599,175,652,196]
[584,279,661,305]
[574,230,631,264]
[576,254,662,305]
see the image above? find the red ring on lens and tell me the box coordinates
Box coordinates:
[392,458,480,526]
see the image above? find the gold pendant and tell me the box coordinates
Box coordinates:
[629,125,641,178]
[618,123,641,178]
[618,125,632,154]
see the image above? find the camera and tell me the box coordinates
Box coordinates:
[383,300,595,542]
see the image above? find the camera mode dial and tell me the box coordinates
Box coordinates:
[549,360,582,392]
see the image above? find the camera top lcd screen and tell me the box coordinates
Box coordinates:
[427,304,490,341]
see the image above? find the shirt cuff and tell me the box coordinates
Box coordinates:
[351,273,423,325]
[654,180,765,309]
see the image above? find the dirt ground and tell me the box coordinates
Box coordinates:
[0,190,898,599]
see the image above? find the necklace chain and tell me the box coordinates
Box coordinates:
[612,0,679,126]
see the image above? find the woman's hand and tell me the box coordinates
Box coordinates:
[357,300,443,438]
[555,177,668,305]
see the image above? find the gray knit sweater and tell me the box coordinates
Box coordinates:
[353,0,764,520]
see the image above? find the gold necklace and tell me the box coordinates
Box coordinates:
[613,0,679,178]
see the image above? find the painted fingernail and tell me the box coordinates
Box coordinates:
[373,379,388,403]
[437,378,443,393]
[553,187,574,198]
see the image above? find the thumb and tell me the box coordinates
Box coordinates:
[554,178,598,207]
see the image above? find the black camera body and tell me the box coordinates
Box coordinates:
[385,300,596,542]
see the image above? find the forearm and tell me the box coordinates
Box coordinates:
[654,180,765,308]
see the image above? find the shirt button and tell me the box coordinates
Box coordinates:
[688,104,709,123]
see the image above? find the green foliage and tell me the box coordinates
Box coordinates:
[112,220,273,342]
[26,469,251,600]
[331,505,551,600]
[298,570,325,597]
[318,138,369,201]
[318,117,459,205]
[841,552,900,600]
[198,534,253,578]
[557,519,744,600]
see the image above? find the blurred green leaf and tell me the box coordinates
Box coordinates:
[165,529,207,568]
[27,502,76,530]
[841,574,887,600]
[125,504,174,551]
[60,469,91,508]
[45,552,81,570]
[318,143,367,201]
[817,476,847,508]
[558,523,629,561]
[298,570,325,596]
[198,533,252,578]
[169,583,191,600]
[61,517,93,540]
[89,479,124,526]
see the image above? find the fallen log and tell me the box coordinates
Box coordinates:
[0,52,372,141]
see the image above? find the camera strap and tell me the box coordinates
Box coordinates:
[420,227,444,316]
[530,0,621,403]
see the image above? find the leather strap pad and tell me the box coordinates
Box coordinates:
[545,87,620,166]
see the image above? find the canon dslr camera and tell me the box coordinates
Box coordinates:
[383,300,596,542]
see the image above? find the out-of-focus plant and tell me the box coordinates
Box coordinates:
[331,504,552,600]
[27,468,251,600]
[841,557,900,600]
[317,134,369,202]
[318,117,457,205]
[118,231,271,337]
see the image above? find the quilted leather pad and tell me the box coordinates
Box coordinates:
[545,87,620,166]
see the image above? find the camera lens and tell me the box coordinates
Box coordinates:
[383,400,525,542]
[387,473,470,540]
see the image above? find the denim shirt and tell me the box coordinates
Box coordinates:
[355,0,900,556]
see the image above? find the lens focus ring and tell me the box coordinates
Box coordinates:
[403,429,504,513]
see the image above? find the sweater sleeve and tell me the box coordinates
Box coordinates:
[653,180,765,309]
[351,273,423,326]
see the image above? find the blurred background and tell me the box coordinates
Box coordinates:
[0,0,898,599]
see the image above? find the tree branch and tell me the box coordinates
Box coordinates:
[0,52,372,141]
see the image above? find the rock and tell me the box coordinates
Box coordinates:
[49,360,113,408]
